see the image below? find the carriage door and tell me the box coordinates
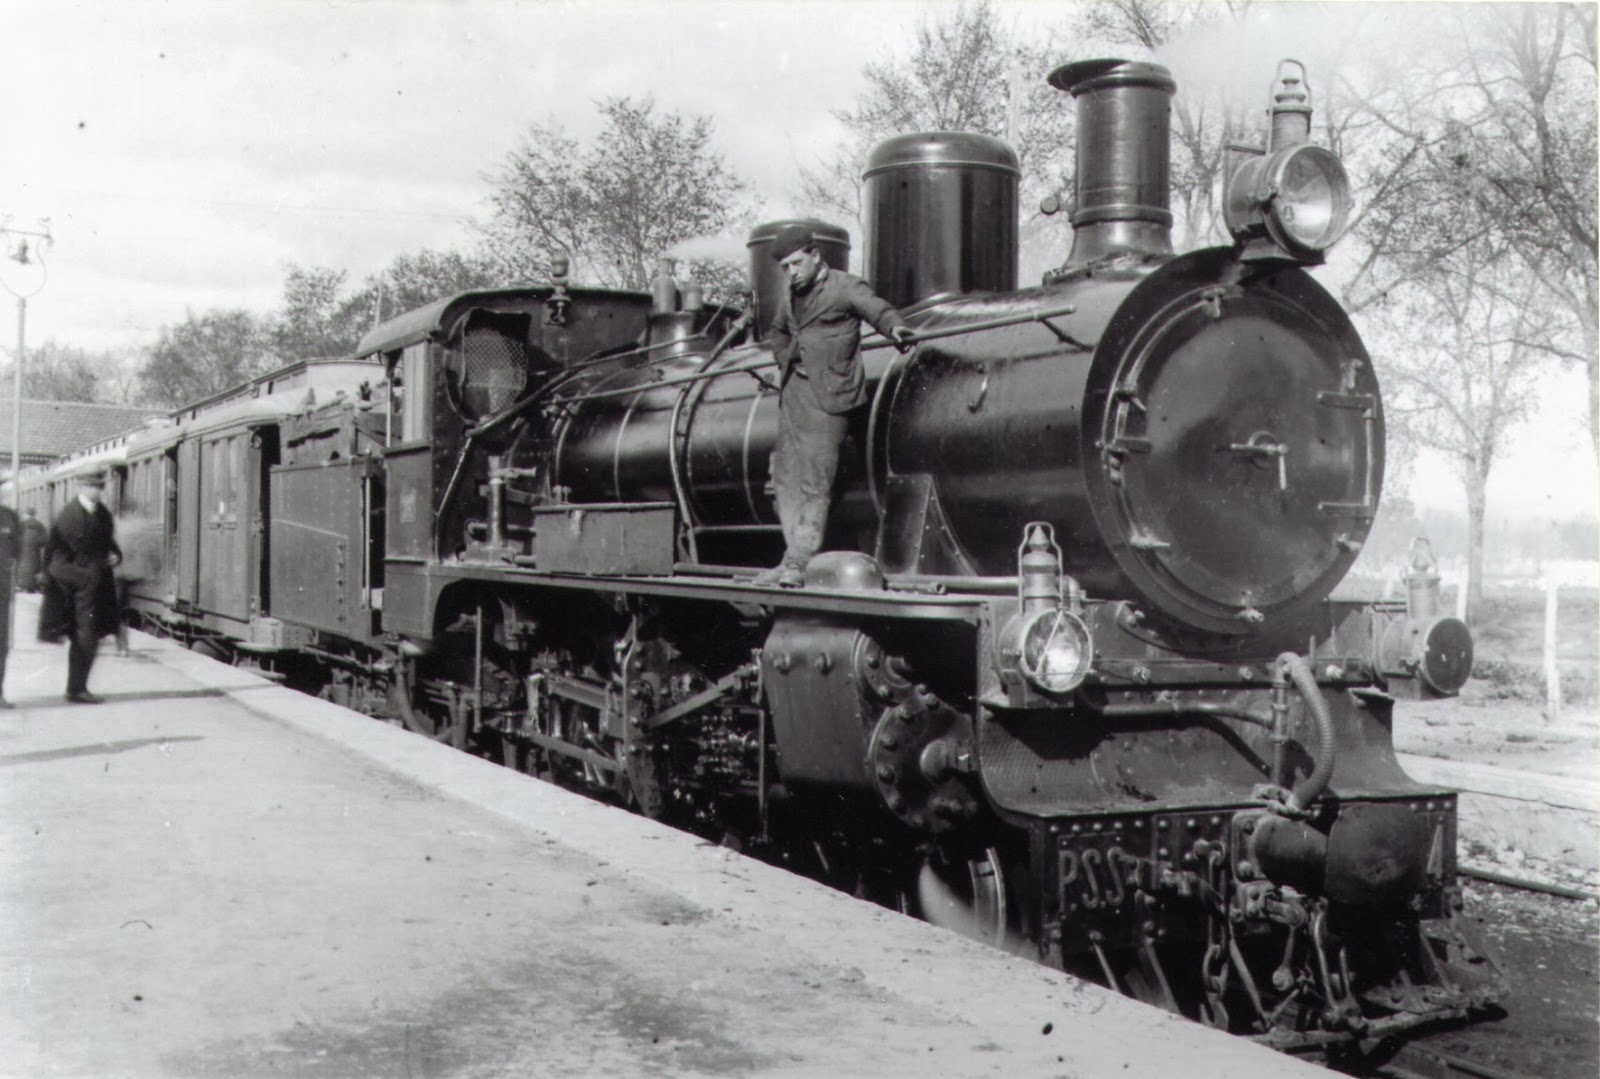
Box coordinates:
[160,446,181,601]
[197,431,250,620]
[176,438,202,607]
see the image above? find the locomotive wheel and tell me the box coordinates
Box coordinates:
[499,733,529,773]
[913,845,1010,949]
[392,638,520,753]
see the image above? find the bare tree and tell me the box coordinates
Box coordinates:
[476,96,751,291]
[340,249,507,336]
[1368,238,1557,617]
[1071,0,1259,249]
[1450,4,1597,452]
[269,250,508,358]
[795,1,1071,262]
[270,265,351,361]
[138,309,278,408]
[0,340,133,403]
[1336,4,1596,454]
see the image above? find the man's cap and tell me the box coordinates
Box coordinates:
[76,467,109,487]
[769,224,814,262]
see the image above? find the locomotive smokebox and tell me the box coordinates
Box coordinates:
[746,219,851,341]
[862,132,1019,309]
[1049,59,1175,270]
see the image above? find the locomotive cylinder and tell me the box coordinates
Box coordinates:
[1048,59,1175,272]
[862,132,1019,309]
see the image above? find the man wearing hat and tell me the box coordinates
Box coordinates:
[40,468,122,703]
[755,223,915,587]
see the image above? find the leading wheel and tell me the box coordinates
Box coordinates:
[913,844,1010,948]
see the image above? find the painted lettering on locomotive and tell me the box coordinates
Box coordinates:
[23,58,1503,1062]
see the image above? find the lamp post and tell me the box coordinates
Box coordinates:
[0,219,52,507]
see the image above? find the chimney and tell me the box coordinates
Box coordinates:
[1048,59,1176,272]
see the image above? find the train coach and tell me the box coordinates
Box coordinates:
[20,57,1505,1067]
[17,438,130,524]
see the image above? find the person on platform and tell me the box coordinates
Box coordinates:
[110,499,143,657]
[754,224,915,588]
[0,500,18,708]
[38,469,122,704]
[18,507,45,592]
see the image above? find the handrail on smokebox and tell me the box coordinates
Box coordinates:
[547,302,1080,406]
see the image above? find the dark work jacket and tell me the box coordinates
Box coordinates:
[0,505,17,565]
[18,516,45,583]
[769,268,907,415]
[39,499,122,642]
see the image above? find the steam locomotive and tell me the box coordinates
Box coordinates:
[20,58,1503,1059]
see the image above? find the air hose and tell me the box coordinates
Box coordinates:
[1279,652,1336,813]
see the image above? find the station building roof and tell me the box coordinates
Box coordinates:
[0,398,166,473]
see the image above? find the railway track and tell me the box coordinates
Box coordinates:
[1373,877,1597,1079]
[1370,1042,1537,1079]
[1461,864,1597,903]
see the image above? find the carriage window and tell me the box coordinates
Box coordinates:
[398,343,432,443]
[165,450,179,536]
[210,438,238,522]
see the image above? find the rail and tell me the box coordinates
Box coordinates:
[1460,864,1597,902]
[1377,1043,1534,1079]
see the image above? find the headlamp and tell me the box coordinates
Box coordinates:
[1018,608,1093,695]
[1226,144,1352,258]
[998,524,1096,702]
[1223,60,1352,263]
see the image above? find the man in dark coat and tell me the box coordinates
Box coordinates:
[17,507,46,591]
[756,224,914,587]
[0,500,17,707]
[39,468,122,703]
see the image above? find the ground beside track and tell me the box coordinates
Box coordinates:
[1382,683,1597,1077]
[1394,687,1598,894]
[1408,880,1599,1079]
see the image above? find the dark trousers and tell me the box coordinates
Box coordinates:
[0,563,10,696]
[60,577,101,697]
[770,377,850,566]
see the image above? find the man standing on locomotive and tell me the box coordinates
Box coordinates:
[754,224,915,588]
[39,468,121,704]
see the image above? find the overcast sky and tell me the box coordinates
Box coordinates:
[1,0,1594,523]
[2,0,962,351]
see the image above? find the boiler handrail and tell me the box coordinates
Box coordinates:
[548,302,1081,406]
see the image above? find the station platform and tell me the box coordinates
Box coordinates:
[0,594,1320,1079]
